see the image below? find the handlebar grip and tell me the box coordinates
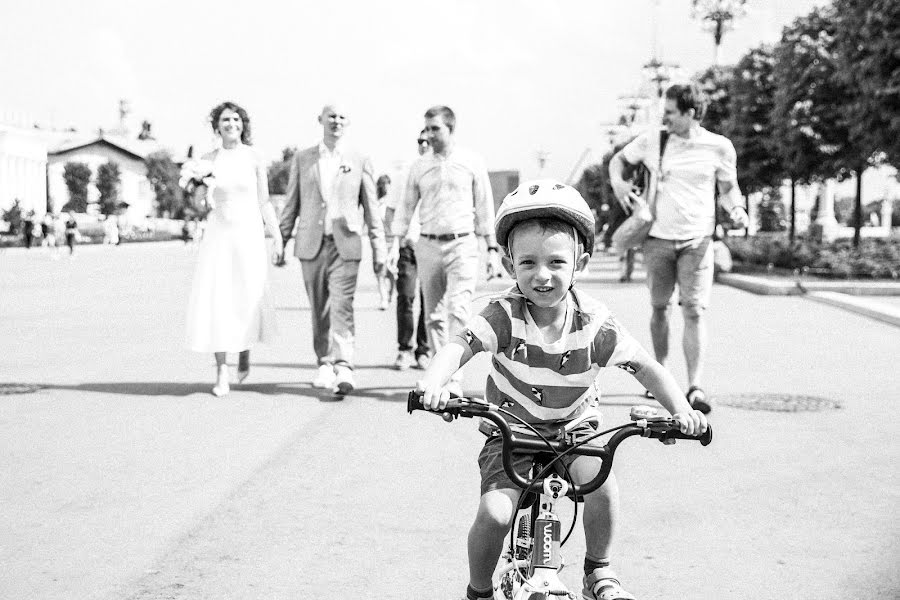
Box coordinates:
[406,390,468,416]
[407,390,424,413]
[661,424,713,446]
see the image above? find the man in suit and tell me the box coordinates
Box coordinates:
[276,104,387,395]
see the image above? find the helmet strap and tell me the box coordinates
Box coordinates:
[569,224,578,290]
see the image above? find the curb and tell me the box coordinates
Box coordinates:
[715,273,801,295]
[717,272,900,327]
[805,292,900,328]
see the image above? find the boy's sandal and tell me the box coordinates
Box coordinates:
[582,567,636,600]
[687,385,712,414]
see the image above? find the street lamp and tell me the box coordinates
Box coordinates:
[642,57,679,99]
[536,148,550,176]
[691,0,748,66]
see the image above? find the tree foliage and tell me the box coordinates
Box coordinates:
[723,44,783,195]
[267,146,297,195]
[772,7,856,184]
[696,65,732,135]
[96,161,122,216]
[62,162,92,213]
[1,199,24,234]
[145,151,184,218]
[832,0,900,169]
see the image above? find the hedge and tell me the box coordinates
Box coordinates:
[725,234,900,279]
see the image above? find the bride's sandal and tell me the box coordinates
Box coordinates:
[212,365,230,397]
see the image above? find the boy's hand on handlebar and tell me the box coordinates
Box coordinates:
[415,379,450,411]
[671,410,708,437]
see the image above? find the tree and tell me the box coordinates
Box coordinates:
[1,199,24,234]
[145,151,184,218]
[723,44,783,196]
[833,0,900,171]
[96,161,122,216]
[62,162,92,213]
[267,146,297,195]
[772,7,855,242]
[695,65,733,135]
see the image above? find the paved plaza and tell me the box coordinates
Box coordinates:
[1,241,898,599]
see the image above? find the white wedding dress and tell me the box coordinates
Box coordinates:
[186,144,276,352]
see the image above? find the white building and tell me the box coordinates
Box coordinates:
[1,102,181,221]
[0,120,49,217]
[47,136,158,218]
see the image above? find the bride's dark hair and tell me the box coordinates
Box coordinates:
[209,101,252,145]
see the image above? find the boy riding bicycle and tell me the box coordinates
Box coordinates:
[416,180,708,600]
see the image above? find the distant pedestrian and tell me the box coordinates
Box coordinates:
[52,214,66,259]
[185,101,283,397]
[276,103,387,396]
[41,213,55,250]
[384,132,438,371]
[103,215,120,245]
[64,213,78,256]
[181,219,192,245]
[374,174,396,311]
[608,83,749,413]
[392,105,502,396]
[22,211,35,249]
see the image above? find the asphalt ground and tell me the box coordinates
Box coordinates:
[0,241,897,599]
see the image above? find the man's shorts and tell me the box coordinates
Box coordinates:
[643,236,714,310]
[477,421,601,496]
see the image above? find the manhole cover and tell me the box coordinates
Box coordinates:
[0,383,42,395]
[717,393,841,412]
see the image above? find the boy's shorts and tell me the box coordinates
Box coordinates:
[477,421,601,496]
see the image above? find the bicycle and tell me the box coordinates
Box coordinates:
[407,391,712,600]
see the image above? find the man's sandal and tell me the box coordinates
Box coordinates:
[582,567,636,600]
[687,385,712,414]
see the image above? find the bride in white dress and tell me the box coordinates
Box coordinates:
[186,102,283,396]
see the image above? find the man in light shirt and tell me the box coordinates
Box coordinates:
[608,83,748,414]
[276,104,387,396]
[384,132,438,371]
[393,106,502,395]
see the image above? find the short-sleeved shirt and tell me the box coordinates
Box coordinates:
[622,126,737,240]
[395,146,494,238]
[456,287,642,427]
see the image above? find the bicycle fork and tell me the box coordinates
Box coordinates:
[517,475,575,599]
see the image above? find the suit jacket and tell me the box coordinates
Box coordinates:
[279,144,386,263]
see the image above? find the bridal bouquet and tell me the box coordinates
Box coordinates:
[178,159,215,193]
[179,159,215,214]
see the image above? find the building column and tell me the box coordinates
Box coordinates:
[814,179,839,242]
[0,155,8,209]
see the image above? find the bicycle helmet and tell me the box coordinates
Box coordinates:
[495,179,595,255]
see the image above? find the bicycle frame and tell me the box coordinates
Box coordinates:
[405,392,712,600]
[495,473,577,600]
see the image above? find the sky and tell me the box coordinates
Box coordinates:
[1,0,826,182]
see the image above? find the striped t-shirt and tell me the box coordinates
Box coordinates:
[458,287,642,425]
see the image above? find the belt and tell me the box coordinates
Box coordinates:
[421,231,472,241]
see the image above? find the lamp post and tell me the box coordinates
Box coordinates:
[536,148,550,177]
[691,0,748,66]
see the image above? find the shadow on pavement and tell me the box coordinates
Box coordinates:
[34,381,418,401]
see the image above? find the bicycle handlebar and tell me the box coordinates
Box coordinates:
[407,391,712,497]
